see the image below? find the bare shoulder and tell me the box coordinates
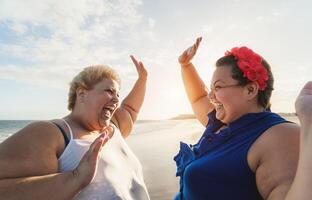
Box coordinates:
[250,122,300,199]
[0,120,65,179]
[254,123,300,158]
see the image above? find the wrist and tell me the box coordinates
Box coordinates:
[138,75,147,82]
[71,169,87,190]
[180,62,193,68]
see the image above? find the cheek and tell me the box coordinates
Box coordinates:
[216,92,239,111]
[215,91,229,103]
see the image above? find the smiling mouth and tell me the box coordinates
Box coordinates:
[211,101,223,110]
[102,106,116,118]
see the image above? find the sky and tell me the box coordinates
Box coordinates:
[0,0,311,120]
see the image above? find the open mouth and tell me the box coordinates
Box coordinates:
[102,105,116,118]
[211,101,223,110]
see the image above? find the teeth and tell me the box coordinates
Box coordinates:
[211,102,223,109]
[104,106,115,112]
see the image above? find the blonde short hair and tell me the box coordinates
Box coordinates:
[68,65,121,111]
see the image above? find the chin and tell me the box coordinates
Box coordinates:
[98,119,110,128]
[103,120,110,127]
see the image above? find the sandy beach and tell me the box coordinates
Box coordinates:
[126,116,299,200]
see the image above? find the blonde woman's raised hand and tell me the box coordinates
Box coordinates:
[130,55,148,80]
[178,37,202,66]
[295,81,312,127]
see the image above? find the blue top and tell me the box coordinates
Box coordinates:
[173,110,288,200]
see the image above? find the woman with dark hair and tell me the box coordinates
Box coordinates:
[173,37,300,200]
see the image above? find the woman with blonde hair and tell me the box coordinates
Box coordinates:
[0,56,150,200]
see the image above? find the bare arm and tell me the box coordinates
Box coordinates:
[284,81,312,200]
[0,172,79,200]
[112,55,147,138]
[0,121,108,200]
[178,37,214,126]
[251,123,300,200]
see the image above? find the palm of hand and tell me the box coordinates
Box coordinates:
[130,55,147,79]
[178,37,202,65]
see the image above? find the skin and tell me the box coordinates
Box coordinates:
[284,81,312,200]
[0,55,147,200]
[178,37,300,200]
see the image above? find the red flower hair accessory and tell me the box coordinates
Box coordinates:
[225,46,269,91]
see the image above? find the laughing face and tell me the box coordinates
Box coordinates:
[83,78,120,130]
[209,66,247,124]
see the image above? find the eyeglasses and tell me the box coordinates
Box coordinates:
[209,83,241,93]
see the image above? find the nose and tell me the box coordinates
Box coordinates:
[208,89,215,99]
[112,93,119,103]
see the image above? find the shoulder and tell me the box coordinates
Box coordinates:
[0,120,66,178]
[4,120,65,147]
[257,122,300,164]
[248,122,300,172]
[261,122,300,144]
[249,122,300,199]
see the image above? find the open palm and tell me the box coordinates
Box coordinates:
[178,37,202,66]
[130,55,147,79]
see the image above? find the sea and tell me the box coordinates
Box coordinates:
[0,119,199,143]
[0,120,34,143]
[0,115,299,144]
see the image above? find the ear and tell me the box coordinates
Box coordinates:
[244,82,259,100]
[76,86,87,102]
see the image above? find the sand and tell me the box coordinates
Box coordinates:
[126,116,299,200]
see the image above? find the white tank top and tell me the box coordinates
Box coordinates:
[58,119,150,200]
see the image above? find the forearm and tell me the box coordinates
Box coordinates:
[121,77,147,121]
[285,126,312,200]
[181,63,208,103]
[0,172,82,200]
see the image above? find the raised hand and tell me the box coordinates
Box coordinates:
[178,37,202,66]
[295,81,312,127]
[130,55,148,80]
[73,132,109,189]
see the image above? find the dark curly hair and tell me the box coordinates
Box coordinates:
[216,55,274,111]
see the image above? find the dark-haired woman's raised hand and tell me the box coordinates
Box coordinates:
[178,37,202,66]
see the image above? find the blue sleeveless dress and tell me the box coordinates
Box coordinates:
[173,110,288,200]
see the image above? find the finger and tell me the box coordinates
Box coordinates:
[299,81,312,96]
[139,61,145,69]
[89,134,108,159]
[182,49,188,57]
[189,44,196,56]
[195,37,202,49]
[197,36,202,44]
[302,81,312,90]
[186,46,193,56]
[130,55,139,67]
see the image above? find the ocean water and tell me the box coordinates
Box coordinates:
[0,120,34,143]
[0,115,299,144]
[0,120,195,143]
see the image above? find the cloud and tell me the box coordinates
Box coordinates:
[0,0,148,87]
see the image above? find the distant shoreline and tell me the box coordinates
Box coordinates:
[169,112,297,120]
[0,113,297,122]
